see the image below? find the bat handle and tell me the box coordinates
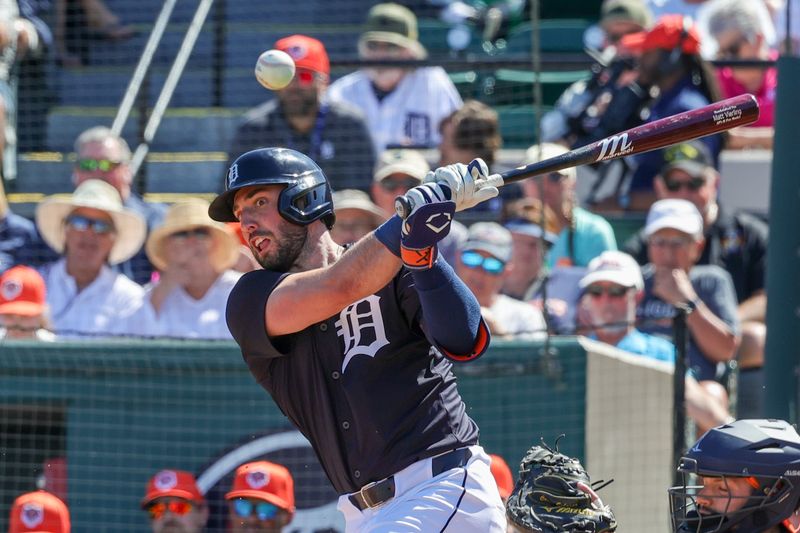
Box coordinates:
[394,173,505,219]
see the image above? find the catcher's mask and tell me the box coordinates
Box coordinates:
[669,419,800,533]
[209,147,335,229]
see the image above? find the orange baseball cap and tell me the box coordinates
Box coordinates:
[9,491,70,533]
[620,14,700,55]
[225,461,295,515]
[275,34,330,76]
[489,454,514,500]
[142,470,205,507]
[0,266,46,317]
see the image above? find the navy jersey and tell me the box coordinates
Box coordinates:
[226,267,480,494]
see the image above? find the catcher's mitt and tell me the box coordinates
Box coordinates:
[506,438,617,532]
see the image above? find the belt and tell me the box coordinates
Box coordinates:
[348,447,473,511]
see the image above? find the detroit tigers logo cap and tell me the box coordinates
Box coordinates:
[9,491,70,533]
[274,34,329,76]
[225,461,296,516]
[142,470,205,507]
[0,265,46,317]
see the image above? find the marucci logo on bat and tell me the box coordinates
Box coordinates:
[596,133,634,161]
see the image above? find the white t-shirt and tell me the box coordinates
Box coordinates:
[326,67,462,153]
[42,259,146,339]
[489,294,548,340]
[143,270,242,340]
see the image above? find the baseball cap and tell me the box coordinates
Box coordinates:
[332,189,387,221]
[9,491,70,533]
[601,0,653,30]
[579,250,644,291]
[225,461,295,515]
[142,470,205,507]
[620,14,701,55]
[489,454,514,500]
[373,149,430,183]
[359,3,427,59]
[0,265,46,317]
[274,34,329,76]
[462,222,513,263]
[660,141,712,178]
[644,198,704,238]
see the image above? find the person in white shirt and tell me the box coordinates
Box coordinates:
[455,222,547,340]
[144,199,241,339]
[35,179,147,339]
[326,3,463,153]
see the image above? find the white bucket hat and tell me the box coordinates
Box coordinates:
[146,198,239,272]
[35,179,147,265]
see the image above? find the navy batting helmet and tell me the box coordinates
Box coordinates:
[669,419,800,533]
[208,147,335,228]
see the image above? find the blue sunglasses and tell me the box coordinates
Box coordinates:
[460,250,505,275]
[65,214,115,234]
[233,498,279,521]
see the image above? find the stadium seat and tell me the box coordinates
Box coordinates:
[496,105,546,149]
[486,69,589,107]
[504,19,592,55]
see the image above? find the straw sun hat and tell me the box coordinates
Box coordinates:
[145,198,239,272]
[35,179,147,265]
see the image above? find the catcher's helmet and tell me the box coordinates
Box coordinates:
[669,419,800,533]
[208,147,335,228]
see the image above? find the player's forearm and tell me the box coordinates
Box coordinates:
[687,303,739,362]
[737,291,766,323]
[685,376,733,434]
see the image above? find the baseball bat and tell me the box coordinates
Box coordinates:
[395,93,759,218]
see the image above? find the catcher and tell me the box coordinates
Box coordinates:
[506,438,617,533]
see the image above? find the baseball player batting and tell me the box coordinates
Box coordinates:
[209,147,505,532]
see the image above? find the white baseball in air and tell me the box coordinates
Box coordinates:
[255,49,296,90]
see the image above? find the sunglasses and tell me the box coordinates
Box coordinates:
[232,498,280,521]
[664,177,705,192]
[171,228,211,240]
[65,214,115,234]
[364,40,404,53]
[546,172,568,183]
[649,236,692,249]
[585,285,629,298]
[146,500,194,520]
[380,177,419,192]
[460,250,505,275]
[717,37,748,59]
[77,158,123,172]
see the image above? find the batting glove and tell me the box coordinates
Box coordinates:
[400,183,455,270]
[423,159,499,212]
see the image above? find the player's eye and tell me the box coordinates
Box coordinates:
[255,197,269,207]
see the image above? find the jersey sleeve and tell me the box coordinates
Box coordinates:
[226,269,291,361]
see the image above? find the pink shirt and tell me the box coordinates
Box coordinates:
[717,52,777,127]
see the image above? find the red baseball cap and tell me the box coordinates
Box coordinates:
[225,461,295,516]
[620,14,700,55]
[9,491,70,533]
[274,34,329,76]
[489,454,514,500]
[142,470,205,507]
[0,265,46,317]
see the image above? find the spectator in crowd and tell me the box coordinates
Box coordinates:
[326,3,463,153]
[0,264,54,340]
[229,35,375,192]
[577,250,731,437]
[600,0,653,47]
[17,0,55,153]
[225,461,295,533]
[669,419,800,533]
[619,14,723,210]
[143,199,241,339]
[142,469,208,533]
[623,141,768,417]
[704,0,776,149]
[636,199,740,387]
[35,179,147,338]
[73,126,165,284]
[226,222,260,273]
[0,178,43,272]
[330,189,386,245]
[521,142,617,268]
[54,0,136,67]
[455,222,547,339]
[438,99,503,213]
[9,490,70,533]
[370,148,467,265]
